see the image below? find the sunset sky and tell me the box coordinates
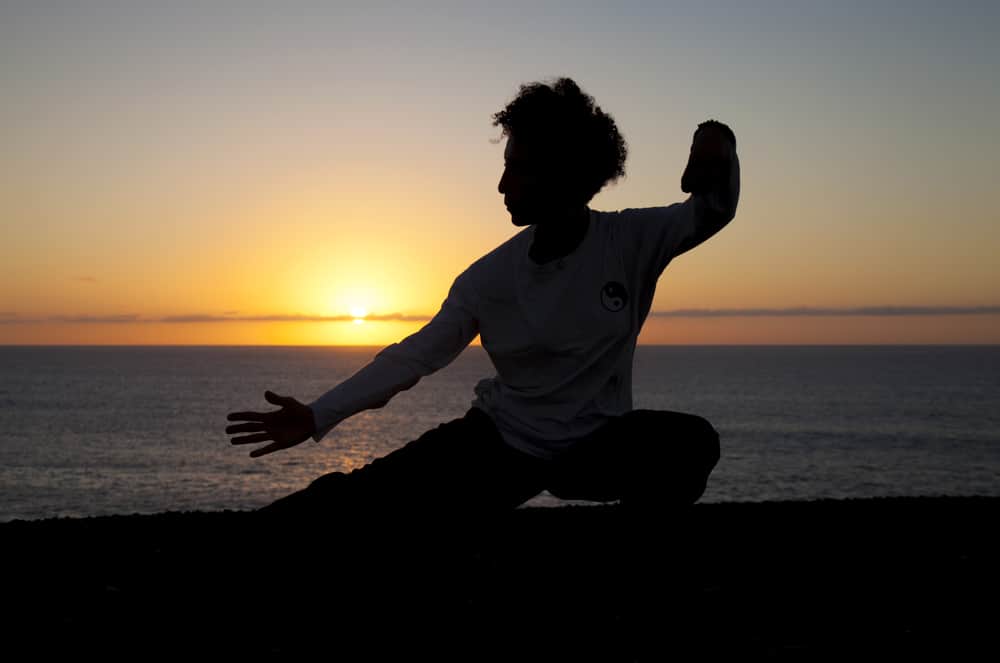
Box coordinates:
[2,1,998,345]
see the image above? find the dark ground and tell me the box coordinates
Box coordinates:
[3,496,998,661]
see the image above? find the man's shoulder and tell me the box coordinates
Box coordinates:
[460,227,530,282]
[595,202,687,223]
[593,202,693,243]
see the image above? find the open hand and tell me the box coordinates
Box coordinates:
[226,390,317,458]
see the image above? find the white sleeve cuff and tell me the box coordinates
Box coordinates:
[307,403,346,444]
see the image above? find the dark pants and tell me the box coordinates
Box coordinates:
[258,406,720,528]
[253,407,721,659]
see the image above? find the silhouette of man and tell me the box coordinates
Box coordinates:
[226,77,739,531]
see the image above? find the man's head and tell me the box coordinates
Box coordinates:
[493,77,627,226]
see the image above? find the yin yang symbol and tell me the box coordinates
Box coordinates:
[600,281,629,312]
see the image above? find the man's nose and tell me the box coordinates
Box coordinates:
[498,167,509,195]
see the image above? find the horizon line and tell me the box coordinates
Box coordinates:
[3,342,999,348]
[2,305,1000,324]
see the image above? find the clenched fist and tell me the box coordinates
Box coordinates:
[681,119,736,195]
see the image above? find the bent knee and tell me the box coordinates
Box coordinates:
[697,417,721,469]
[629,410,720,469]
[675,413,720,467]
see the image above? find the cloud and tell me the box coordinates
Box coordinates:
[2,305,1000,324]
[159,312,435,323]
[0,312,436,324]
[0,315,125,324]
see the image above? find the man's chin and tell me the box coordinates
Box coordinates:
[508,209,534,226]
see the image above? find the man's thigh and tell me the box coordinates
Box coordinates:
[545,409,720,504]
[263,407,548,521]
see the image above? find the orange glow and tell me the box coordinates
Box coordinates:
[3,4,998,348]
[636,315,1000,345]
[2,315,998,346]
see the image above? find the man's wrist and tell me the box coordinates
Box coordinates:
[308,406,320,443]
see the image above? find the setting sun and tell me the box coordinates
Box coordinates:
[2,2,999,348]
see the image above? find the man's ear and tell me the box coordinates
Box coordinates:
[550,157,591,204]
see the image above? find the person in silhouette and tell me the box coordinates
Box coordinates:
[226,77,739,528]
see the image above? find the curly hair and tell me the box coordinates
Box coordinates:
[492,77,627,205]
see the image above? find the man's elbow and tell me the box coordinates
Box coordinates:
[710,206,738,240]
[703,191,739,237]
[676,208,735,257]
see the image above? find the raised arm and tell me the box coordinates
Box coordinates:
[613,120,740,278]
[673,119,740,257]
[307,270,480,443]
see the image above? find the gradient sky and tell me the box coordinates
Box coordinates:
[2,0,998,345]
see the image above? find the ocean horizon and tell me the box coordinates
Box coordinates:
[2,344,998,522]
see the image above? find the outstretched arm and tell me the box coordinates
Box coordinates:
[306,270,480,443]
[226,272,479,458]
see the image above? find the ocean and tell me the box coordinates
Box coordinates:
[1,345,998,522]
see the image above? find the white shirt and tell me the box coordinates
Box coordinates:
[308,144,740,460]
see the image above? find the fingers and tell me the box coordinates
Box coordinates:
[696,119,736,149]
[265,390,295,406]
[693,134,730,162]
[250,441,286,458]
[226,422,265,435]
[227,389,294,423]
[681,160,708,194]
[682,144,731,194]
[230,432,272,445]
[227,411,269,422]
[690,123,732,164]
[227,391,300,457]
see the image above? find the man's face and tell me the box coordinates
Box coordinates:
[498,134,572,226]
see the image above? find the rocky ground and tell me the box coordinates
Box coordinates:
[4,496,997,660]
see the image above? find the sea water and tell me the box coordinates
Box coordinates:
[1,345,998,521]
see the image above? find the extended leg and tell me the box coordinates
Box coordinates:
[257,406,549,531]
[245,409,550,657]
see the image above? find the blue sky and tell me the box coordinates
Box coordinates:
[2,1,998,344]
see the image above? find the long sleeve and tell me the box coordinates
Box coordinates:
[307,270,480,443]
[616,139,741,276]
